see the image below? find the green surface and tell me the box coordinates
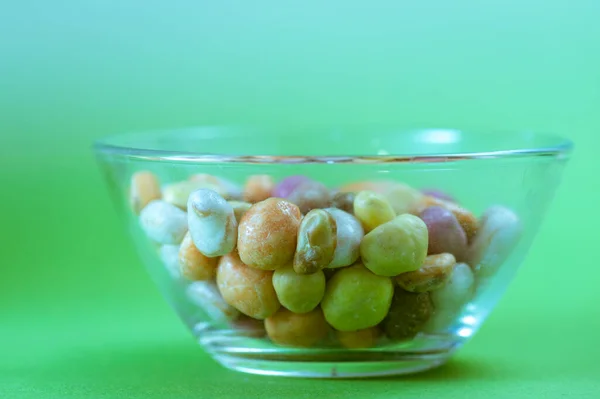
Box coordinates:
[1,1,600,398]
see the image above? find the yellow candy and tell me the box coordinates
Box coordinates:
[360,214,428,277]
[353,190,395,232]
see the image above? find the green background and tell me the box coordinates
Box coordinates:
[1,1,599,397]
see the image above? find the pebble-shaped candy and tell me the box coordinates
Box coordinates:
[353,190,396,232]
[424,263,475,332]
[216,253,280,319]
[420,206,468,260]
[178,232,218,280]
[189,173,242,200]
[382,289,433,340]
[286,180,332,214]
[129,171,161,214]
[321,263,393,332]
[467,206,522,279]
[232,316,267,338]
[293,209,337,274]
[243,175,275,203]
[360,214,428,277]
[140,200,188,245]
[265,308,329,347]
[324,208,364,268]
[421,189,454,203]
[187,189,237,257]
[331,192,355,214]
[396,253,456,293]
[336,327,380,349]
[419,196,478,242]
[272,266,326,313]
[272,175,311,198]
[186,281,240,322]
[338,180,393,194]
[158,244,181,279]
[237,198,302,270]
[383,182,424,215]
[228,201,252,224]
[163,180,227,210]
[340,181,423,215]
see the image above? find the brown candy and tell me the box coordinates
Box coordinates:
[331,192,355,214]
[395,253,456,292]
[382,289,433,341]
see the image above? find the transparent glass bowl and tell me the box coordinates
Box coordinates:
[94,127,572,378]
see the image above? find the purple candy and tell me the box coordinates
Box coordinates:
[421,189,455,203]
[273,175,311,198]
[420,206,467,260]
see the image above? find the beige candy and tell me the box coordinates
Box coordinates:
[265,308,329,347]
[467,206,522,279]
[187,189,237,257]
[186,281,240,322]
[178,232,218,280]
[396,253,456,293]
[237,198,302,270]
[158,244,181,279]
[383,182,424,215]
[216,253,280,319]
[229,201,252,224]
[129,171,162,214]
[353,190,396,232]
[325,208,364,268]
[424,262,475,332]
[163,180,226,209]
[293,209,337,274]
[243,175,275,203]
[189,173,242,200]
[140,200,188,245]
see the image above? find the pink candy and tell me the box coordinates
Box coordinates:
[272,176,311,198]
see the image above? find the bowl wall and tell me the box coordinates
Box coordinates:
[96,127,570,377]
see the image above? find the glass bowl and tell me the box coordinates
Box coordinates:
[94,126,572,378]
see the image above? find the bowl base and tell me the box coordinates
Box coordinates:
[213,352,450,378]
[200,328,461,378]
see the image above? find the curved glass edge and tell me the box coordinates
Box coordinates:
[92,127,574,165]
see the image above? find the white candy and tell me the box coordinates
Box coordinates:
[186,281,240,322]
[468,206,522,279]
[425,263,475,332]
[158,244,181,279]
[139,200,188,244]
[187,189,237,257]
[325,208,364,268]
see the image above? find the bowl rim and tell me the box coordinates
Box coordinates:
[93,126,573,165]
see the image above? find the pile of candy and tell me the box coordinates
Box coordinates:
[130,172,521,348]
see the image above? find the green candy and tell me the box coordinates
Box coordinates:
[321,264,393,332]
[272,266,326,314]
[360,214,428,277]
